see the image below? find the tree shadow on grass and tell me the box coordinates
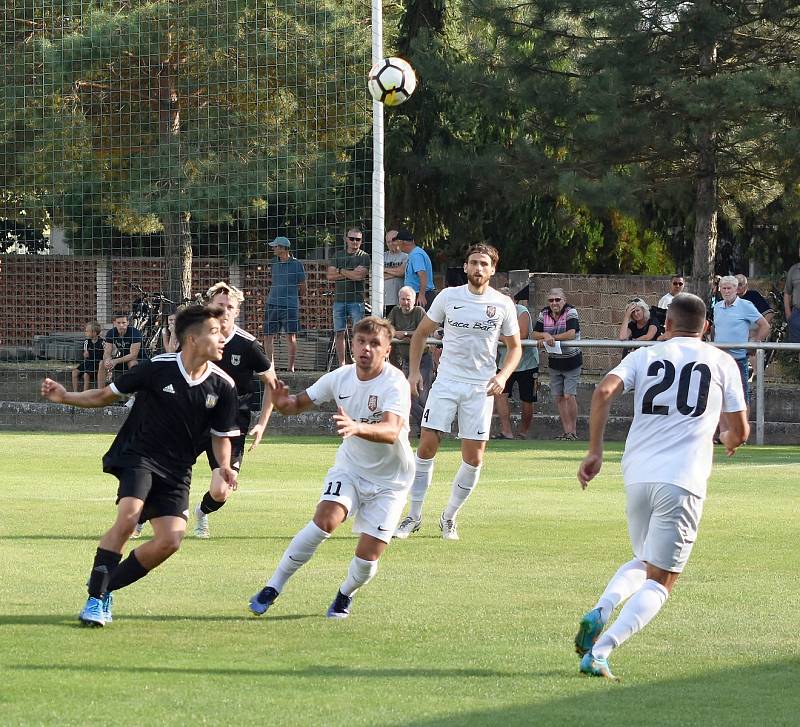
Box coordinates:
[9,662,541,680]
[404,658,800,727]
[0,613,314,627]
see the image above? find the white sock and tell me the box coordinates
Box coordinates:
[442,460,481,520]
[340,556,378,597]
[267,521,330,593]
[594,558,648,622]
[592,579,669,660]
[407,455,435,520]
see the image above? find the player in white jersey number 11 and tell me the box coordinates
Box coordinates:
[574,293,749,680]
[393,243,522,542]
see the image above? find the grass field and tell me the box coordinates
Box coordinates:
[2,433,798,726]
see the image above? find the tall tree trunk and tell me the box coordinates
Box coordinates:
[692,35,718,300]
[158,38,191,306]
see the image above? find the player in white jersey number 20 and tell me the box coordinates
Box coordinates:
[249,317,415,619]
[393,244,522,542]
[574,293,749,680]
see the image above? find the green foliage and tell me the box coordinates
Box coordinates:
[1,1,372,259]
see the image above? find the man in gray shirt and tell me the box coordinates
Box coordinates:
[383,230,408,316]
[326,226,371,366]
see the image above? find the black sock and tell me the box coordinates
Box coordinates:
[200,491,225,515]
[106,550,149,593]
[87,548,123,598]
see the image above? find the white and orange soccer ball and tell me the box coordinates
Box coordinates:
[368,57,417,107]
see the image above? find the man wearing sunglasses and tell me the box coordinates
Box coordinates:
[657,274,685,310]
[327,226,371,366]
[533,288,582,440]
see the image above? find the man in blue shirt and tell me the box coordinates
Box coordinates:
[264,236,307,372]
[397,228,436,309]
[712,275,770,403]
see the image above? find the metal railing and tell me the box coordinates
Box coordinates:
[444,337,800,446]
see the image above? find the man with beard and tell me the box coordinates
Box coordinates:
[393,244,522,541]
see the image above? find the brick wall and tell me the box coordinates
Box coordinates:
[2,257,776,374]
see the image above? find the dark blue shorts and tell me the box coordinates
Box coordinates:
[264,306,301,335]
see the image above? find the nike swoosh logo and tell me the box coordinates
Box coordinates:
[453,305,464,309]
[288,555,303,562]
[456,484,470,491]
[477,430,486,435]
[377,526,390,532]
[338,395,351,399]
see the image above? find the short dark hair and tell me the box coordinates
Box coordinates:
[671,274,684,280]
[175,304,224,345]
[666,293,706,333]
[345,225,363,237]
[465,243,499,267]
[112,312,128,321]
[395,227,414,242]
[353,316,395,342]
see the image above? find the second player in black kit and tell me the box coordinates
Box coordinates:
[192,282,276,539]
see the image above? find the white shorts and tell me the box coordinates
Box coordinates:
[319,467,409,544]
[625,481,704,573]
[422,377,494,441]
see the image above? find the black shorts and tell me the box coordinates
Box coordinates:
[77,360,100,376]
[502,367,539,403]
[115,467,190,522]
[205,433,246,473]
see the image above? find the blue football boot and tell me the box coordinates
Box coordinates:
[326,590,352,619]
[579,651,619,681]
[101,592,114,623]
[249,586,279,616]
[78,596,105,627]
[574,607,604,656]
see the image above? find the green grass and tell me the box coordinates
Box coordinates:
[1,433,799,726]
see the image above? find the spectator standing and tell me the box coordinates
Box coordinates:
[711,275,770,403]
[784,258,800,362]
[383,230,408,316]
[618,298,658,356]
[493,288,539,440]
[735,274,773,325]
[327,226,370,366]
[533,288,582,440]
[397,228,436,309]
[72,321,104,391]
[264,236,307,372]
[100,313,144,384]
[387,285,432,433]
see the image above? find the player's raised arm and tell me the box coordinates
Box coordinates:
[578,373,624,488]
[41,377,119,408]
[271,380,315,415]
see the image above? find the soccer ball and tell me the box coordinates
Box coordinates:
[368,57,417,107]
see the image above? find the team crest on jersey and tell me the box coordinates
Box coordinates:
[230,354,241,366]
[205,394,218,408]
[368,395,378,411]
[486,305,496,318]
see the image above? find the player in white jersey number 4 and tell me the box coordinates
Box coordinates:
[249,317,415,619]
[393,244,522,541]
[575,293,749,680]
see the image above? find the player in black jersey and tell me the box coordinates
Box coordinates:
[192,281,277,538]
[41,305,240,627]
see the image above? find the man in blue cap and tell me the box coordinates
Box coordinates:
[264,236,307,372]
